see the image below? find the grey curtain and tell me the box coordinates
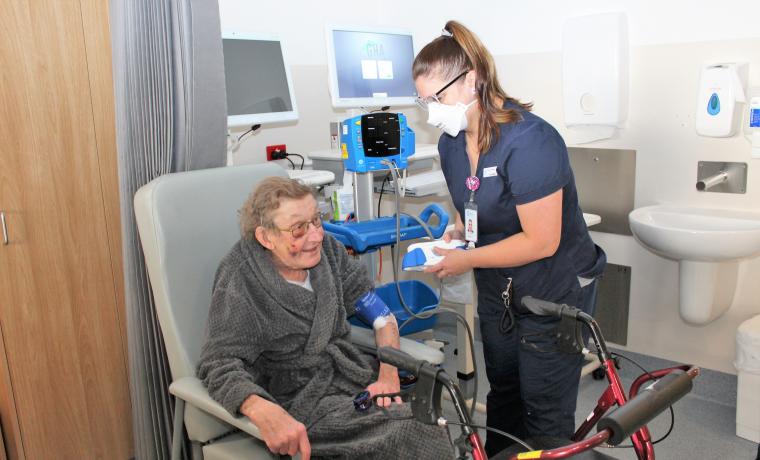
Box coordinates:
[110,0,226,458]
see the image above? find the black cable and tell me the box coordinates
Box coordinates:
[397,306,478,420]
[236,124,261,142]
[370,106,391,112]
[594,351,676,448]
[377,172,391,217]
[443,420,534,452]
[381,159,479,418]
[444,421,456,452]
[284,157,296,170]
[286,153,305,170]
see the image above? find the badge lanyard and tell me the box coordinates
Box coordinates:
[464,175,479,243]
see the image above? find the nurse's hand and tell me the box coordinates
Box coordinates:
[425,247,470,278]
[443,228,465,243]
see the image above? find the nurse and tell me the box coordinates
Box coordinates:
[413,20,607,456]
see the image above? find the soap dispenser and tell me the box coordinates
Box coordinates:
[695,63,747,137]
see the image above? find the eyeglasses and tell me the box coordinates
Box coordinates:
[275,213,323,239]
[415,71,468,110]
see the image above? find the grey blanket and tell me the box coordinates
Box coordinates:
[197,235,453,459]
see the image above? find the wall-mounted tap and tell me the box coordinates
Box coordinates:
[696,171,728,191]
[696,161,747,194]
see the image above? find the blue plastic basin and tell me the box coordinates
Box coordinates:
[349,280,438,335]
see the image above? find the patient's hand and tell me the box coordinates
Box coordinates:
[367,364,402,408]
[241,394,311,459]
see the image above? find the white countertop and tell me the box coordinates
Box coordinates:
[286,169,335,186]
[584,213,601,227]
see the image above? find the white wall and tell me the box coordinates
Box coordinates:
[220,0,760,61]
[501,39,760,374]
[218,1,760,373]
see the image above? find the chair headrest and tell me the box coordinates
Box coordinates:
[134,163,288,378]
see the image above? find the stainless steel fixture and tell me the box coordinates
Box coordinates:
[696,161,747,194]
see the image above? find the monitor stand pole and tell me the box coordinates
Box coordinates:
[353,171,377,283]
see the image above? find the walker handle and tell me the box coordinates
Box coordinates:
[597,367,699,445]
[521,296,581,319]
[377,346,424,375]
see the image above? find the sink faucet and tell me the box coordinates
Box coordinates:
[696,171,728,191]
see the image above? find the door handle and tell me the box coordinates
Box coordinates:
[1,210,8,245]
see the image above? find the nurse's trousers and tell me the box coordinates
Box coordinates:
[476,269,600,457]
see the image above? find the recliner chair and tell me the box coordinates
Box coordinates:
[134,163,444,459]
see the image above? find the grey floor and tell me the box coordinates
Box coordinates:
[421,320,759,459]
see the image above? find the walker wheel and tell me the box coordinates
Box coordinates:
[592,368,605,380]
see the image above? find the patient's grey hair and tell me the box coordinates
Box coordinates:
[240,177,315,241]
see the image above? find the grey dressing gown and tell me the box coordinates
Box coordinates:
[197,235,453,459]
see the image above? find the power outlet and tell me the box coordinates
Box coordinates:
[266,144,287,161]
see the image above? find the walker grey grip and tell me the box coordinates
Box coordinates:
[597,370,693,445]
[521,297,565,317]
[377,347,424,374]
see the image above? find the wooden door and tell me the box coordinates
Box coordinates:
[0,0,132,458]
[0,322,23,460]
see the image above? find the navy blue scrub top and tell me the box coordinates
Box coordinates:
[438,103,606,307]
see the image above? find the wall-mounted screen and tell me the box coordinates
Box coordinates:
[326,26,417,109]
[222,32,298,127]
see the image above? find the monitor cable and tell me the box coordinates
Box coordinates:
[237,124,261,142]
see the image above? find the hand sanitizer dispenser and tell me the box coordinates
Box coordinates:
[695,63,747,137]
[747,95,760,158]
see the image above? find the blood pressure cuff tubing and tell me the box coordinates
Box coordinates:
[354,290,393,330]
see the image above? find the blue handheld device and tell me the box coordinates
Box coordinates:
[340,112,415,172]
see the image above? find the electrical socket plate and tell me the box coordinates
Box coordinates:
[266,144,287,161]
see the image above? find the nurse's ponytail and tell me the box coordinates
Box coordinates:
[413,20,532,154]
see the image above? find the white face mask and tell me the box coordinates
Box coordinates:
[426,100,476,137]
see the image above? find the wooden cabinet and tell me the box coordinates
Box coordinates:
[0,0,133,458]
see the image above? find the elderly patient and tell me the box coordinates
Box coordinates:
[197,177,453,459]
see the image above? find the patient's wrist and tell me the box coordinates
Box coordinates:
[240,394,266,418]
[378,363,399,381]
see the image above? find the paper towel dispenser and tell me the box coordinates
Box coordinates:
[562,12,629,144]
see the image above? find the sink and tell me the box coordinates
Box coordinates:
[629,205,760,262]
[629,205,760,324]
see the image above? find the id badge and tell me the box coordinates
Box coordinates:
[464,201,478,243]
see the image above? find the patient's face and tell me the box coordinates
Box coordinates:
[267,195,324,273]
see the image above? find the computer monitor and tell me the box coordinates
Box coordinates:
[325,26,417,109]
[222,32,298,128]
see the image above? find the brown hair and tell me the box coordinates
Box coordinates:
[239,176,315,240]
[413,20,533,154]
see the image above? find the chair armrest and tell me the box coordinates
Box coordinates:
[170,337,443,441]
[350,326,445,365]
[169,377,264,440]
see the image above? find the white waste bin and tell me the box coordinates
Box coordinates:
[735,314,760,443]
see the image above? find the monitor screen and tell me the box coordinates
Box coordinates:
[222,33,298,127]
[326,26,417,108]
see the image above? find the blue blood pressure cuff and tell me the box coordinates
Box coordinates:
[354,290,393,330]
